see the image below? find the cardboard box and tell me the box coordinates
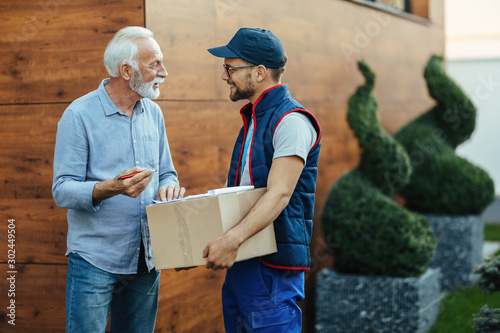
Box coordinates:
[146,187,277,270]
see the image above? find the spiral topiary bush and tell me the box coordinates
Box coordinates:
[394,55,495,215]
[322,61,435,277]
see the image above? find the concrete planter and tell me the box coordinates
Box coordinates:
[315,268,441,333]
[423,214,484,290]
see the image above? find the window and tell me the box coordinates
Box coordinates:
[347,0,429,21]
[368,0,411,13]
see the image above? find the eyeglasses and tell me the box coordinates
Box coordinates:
[223,64,257,77]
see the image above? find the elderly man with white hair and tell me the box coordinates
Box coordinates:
[52,26,184,332]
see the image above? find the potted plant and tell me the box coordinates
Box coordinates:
[318,61,439,333]
[473,255,500,332]
[394,55,495,290]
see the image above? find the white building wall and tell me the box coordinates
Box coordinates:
[445,0,500,197]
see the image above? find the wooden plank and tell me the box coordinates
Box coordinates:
[157,268,226,332]
[146,0,218,100]
[0,263,66,331]
[159,100,251,192]
[0,104,65,200]
[411,0,429,19]
[379,101,436,134]
[0,100,239,200]
[202,0,444,105]
[158,101,222,191]
[0,199,67,264]
[0,264,227,332]
[0,0,144,104]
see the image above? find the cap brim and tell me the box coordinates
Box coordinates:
[207,45,240,58]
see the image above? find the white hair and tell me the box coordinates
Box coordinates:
[103,26,154,77]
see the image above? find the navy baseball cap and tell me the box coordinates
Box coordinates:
[208,28,285,68]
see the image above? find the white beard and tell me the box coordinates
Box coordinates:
[130,70,164,100]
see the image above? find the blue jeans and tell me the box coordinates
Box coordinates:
[66,252,160,333]
[222,258,305,332]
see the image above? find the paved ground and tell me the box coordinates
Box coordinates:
[483,241,500,259]
[483,198,500,224]
[483,197,500,259]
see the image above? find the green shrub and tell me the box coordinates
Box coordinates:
[473,256,500,332]
[394,56,495,215]
[322,61,435,277]
[473,305,500,333]
[475,256,500,295]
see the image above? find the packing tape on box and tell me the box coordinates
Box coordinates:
[174,205,193,265]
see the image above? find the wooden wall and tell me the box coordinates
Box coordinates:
[0,0,443,332]
[0,1,146,331]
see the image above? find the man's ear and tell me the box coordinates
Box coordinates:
[256,65,267,82]
[119,63,132,81]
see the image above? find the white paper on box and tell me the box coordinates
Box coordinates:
[146,187,277,270]
[152,186,255,204]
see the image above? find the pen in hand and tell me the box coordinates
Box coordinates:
[118,169,157,180]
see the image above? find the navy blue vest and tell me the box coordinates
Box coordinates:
[227,84,321,270]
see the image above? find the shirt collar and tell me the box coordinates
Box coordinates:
[97,79,145,117]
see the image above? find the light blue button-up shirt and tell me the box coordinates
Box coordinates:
[52,79,179,274]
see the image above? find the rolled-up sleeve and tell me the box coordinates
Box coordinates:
[52,108,100,212]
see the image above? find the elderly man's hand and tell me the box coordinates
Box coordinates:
[156,185,186,201]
